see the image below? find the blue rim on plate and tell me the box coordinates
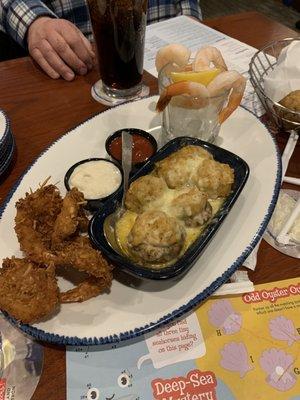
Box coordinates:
[0,135,15,178]
[0,134,14,164]
[0,109,15,178]
[0,133,13,158]
[0,110,11,148]
[89,137,249,280]
[0,98,282,346]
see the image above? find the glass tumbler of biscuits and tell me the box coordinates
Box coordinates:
[87,0,149,106]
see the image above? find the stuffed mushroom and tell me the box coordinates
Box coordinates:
[193,159,234,199]
[170,187,212,227]
[155,145,212,189]
[127,210,186,263]
[125,175,167,213]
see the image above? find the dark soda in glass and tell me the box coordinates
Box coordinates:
[88,0,147,95]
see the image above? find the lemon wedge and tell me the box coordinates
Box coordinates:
[170,68,221,86]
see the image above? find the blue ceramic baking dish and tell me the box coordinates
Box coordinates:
[89,136,249,280]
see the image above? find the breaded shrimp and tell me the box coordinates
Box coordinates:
[14,183,62,263]
[56,236,114,280]
[60,276,111,303]
[51,187,87,250]
[0,257,59,323]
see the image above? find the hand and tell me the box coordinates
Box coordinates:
[27,17,96,81]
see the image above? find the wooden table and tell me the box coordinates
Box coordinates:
[0,11,299,400]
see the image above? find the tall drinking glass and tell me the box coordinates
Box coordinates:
[87,0,149,106]
[158,63,230,144]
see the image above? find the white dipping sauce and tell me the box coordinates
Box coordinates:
[69,160,122,200]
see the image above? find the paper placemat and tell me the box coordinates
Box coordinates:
[67,277,300,400]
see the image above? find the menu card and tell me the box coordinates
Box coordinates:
[144,16,264,117]
[67,277,300,400]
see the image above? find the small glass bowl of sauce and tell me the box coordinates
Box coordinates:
[64,158,123,212]
[105,128,157,171]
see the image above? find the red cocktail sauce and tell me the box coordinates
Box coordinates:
[108,134,154,164]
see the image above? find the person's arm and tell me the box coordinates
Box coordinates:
[0,0,95,80]
[27,16,95,80]
[0,0,57,47]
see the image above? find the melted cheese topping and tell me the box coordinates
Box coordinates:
[114,194,224,268]
[105,145,231,268]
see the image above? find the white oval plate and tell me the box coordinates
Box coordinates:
[0,97,281,345]
[0,110,8,143]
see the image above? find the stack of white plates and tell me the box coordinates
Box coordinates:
[0,110,15,180]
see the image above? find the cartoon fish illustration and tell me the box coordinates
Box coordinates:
[68,338,235,400]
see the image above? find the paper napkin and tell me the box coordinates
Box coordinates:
[264,41,300,102]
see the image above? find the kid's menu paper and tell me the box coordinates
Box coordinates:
[144,15,264,117]
[67,278,300,400]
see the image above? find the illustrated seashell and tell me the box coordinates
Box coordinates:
[208,299,242,334]
[220,342,253,378]
[260,348,296,391]
[269,316,300,346]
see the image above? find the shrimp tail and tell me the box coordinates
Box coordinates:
[156,81,209,112]
[218,84,246,123]
[156,90,172,112]
[218,96,242,123]
[183,64,193,72]
[194,46,228,72]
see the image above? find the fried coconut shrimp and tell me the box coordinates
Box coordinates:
[125,175,167,213]
[170,187,212,227]
[0,257,59,323]
[60,276,110,303]
[128,210,186,264]
[51,187,88,250]
[155,145,212,189]
[194,159,234,199]
[10,181,114,315]
[57,236,113,282]
[15,183,62,263]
